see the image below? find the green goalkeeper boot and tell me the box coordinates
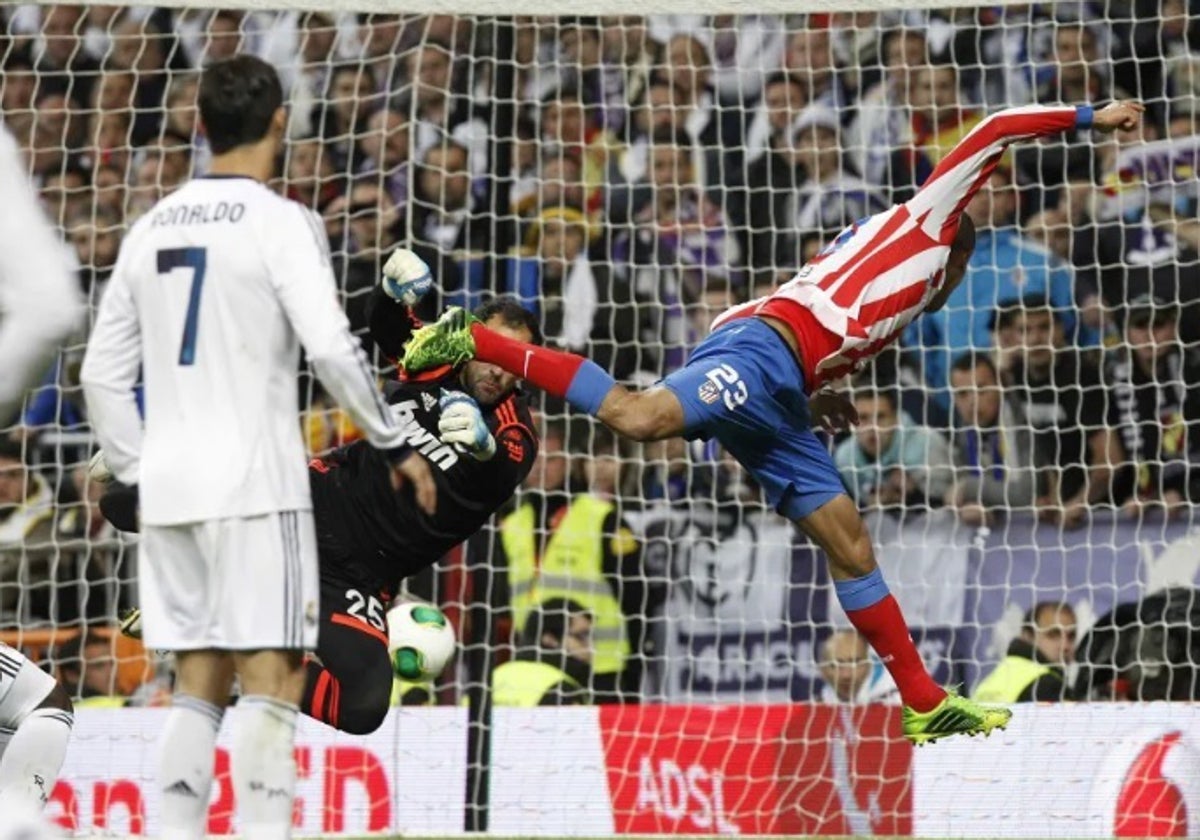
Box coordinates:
[402,306,479,374]
[902,689,1012,746]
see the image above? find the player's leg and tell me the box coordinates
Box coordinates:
[140,523,233,840]
[756,430,1011,743]
[302,583,393,735]
[401,307,687,441]
[0,645,73,811]
[223,510,318,840]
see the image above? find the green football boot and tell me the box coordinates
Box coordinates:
[401,306,479,374]
[902,689,1012,746]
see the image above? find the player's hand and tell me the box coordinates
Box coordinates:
[438,390,496,461]
[87,450,113,484]
[808,388,858,433]
[392,451,438,515]
[1091,101,1144,134]
[381,248,433,306]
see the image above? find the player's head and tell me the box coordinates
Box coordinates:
[521,597,593,664]
[198,54,285,157]
[459,298,542,408]
[926,215,975,313]
[819,629,872,703]
[1021,602,1077,666]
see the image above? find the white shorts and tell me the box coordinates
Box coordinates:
[0,644,56,729]
[139,510,319,651]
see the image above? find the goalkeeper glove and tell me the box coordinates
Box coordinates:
[381,247,433,306]
[437,389,496,461]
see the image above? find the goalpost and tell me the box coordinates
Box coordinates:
[3,0,1200,835]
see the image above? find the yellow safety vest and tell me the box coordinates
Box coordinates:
[972,656,1054,703]
[502,495,630,676]
[75,696,127,709]
[492,660,581,707]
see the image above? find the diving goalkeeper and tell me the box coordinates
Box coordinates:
[401,100,1144,744]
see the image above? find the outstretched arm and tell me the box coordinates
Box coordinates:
[908,101,1144,243]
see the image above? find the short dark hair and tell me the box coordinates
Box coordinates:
[198,54,283,155]
[650,125,693,155]
[473,296,543,346]
[0,438,25,464]
[950,349,996,378]
[520,597,590,648]
[952,214,976,254]
[1023,601,1074,631]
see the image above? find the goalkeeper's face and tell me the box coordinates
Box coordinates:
[459,316,534,408]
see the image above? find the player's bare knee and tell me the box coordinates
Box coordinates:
[236,649,306,703]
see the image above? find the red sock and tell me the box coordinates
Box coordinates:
[471,323,585,398]
[845,595,946,712]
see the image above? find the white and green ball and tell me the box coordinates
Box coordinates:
[387,601,456,681]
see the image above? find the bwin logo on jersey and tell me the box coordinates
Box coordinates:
[388,400,459,470]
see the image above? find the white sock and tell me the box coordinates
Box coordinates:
[158,695,223,840]
[0,707,73,811]
[233,695,299,840]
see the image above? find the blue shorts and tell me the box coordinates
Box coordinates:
[660,318,846,521]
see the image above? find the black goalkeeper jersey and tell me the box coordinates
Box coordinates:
[308,377,537,597]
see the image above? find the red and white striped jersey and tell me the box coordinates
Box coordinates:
[712,104,1088,391]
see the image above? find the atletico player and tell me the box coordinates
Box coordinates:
[401,100,1144,744]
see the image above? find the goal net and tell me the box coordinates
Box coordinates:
[3,1,1200,836]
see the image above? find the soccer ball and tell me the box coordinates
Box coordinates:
[387,601,456,682]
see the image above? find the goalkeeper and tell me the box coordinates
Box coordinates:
[402,101,1144,745]
[100,251,539,734]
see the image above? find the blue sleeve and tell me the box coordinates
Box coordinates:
[1075,105,1094,129]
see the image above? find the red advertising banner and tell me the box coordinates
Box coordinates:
[600,704,912,836]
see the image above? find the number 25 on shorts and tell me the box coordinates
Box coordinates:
[705,363,748,411]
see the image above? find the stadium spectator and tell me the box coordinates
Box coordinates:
[888,62,981,200]
[1000,299,1118,527]
[358,13,404,93]
[947,352,1037,526]
[354,103,411,208]
[39,165,89,230]
[505,205,641,382]
[537,85,615,217]
[1107,295,1200,517]
[328,179,408,336]
[906,168,1085,396]
[284,136,342,213]
[973,602,1077,702]
[844,28,925,189]
[284,11,339,138]
[67,206,121,294]
[497,423,661,702]
[0,440,55,620]
[612,127,742,375]
[492,598,594,706]
[314,62,376,170]
[35,5,100,108]
[405,39,488,171]
[818,628,899,704]
[56,631,126,707]
[407,140,489,312]
[789,102,887,239]
[782,25,846,110]
[834,383,953,513]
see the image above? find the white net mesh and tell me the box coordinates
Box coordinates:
[3,3,1200,836]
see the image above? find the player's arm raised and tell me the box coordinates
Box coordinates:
[80,252,144,485]
[909,101,1144,242]
[267,205,437,511]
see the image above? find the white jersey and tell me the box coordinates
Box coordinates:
[0,122,83,420]
[82,176,408,525]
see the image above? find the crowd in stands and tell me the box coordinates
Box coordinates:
[2,4,1200,703]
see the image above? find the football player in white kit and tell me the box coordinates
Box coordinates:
[0,115,84,820]
[0,122,84,425]
[80,55,432,840]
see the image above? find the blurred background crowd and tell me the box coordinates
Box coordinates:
[2,3,1200,708]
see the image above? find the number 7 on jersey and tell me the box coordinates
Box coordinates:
[157,247,207,366]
